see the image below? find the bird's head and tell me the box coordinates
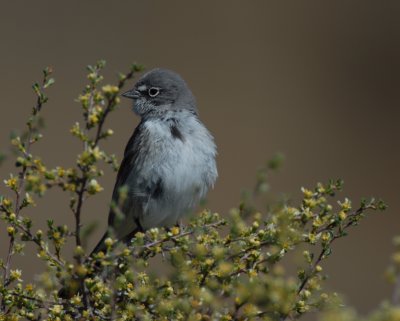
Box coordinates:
[122,68,197,117]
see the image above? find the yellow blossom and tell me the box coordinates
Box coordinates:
[4,176,18,190]
[102,85,119,95]
[301,187,313,198]
[104,237,114,247]
[171,226,180,235]
[2,198,12,207]
[25,283,34,291]
[10,269,22,281]
[87,179,103,194]
[7,226,15,236]
[315,265,323,272]
[321,232,331,243]
[89,113,99,125]
[70,295,82,305]
[338,211,347,221]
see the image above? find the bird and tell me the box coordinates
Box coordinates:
[90,68,218,255]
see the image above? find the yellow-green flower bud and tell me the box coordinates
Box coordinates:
[170,226,180,235]
[102,85,119,96]
[2,198,12,207]
[74,246,85,256]
[4,176,18,190]
[75,265,88,277]
[321,232,331,243]
[87,179,103,195]
[301,187,313,198]
[9,269,22,281]
[88,113,99,125]
[7,226,15,236]
[104,237,114,247]
[50,304,63,315]
[70,295,82,305]
[338,211,347,221]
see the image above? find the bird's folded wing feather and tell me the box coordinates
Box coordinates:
[107,124,143,231]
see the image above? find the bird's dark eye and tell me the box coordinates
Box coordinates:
[148,87,160,97]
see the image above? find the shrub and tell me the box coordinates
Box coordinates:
[0,61,395,321]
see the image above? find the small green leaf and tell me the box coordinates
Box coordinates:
[131,63,145,72]
[43,78,55,89]
[267,153,284,170]
[32,82,41,96]
[43,67,53,78]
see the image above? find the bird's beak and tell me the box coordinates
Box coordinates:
[121,89,140,99]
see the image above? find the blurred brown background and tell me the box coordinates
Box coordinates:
[0,1,399,315]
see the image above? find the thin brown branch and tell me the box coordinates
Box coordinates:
[6,291,57,309]
[140,220,226,251]
[73,177,87,247]
[3,71,49,289]
[279,204,378,321]
[73,67,136,248]
[93,69,135,146]
[14,221,64,267]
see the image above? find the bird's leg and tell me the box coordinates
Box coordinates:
[178,219,184,232]
[161,249,167,261]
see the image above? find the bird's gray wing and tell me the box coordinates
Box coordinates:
[91,121,165,255]
[90,127,141,255]
[91,124,146,255]
[107,122,145,231]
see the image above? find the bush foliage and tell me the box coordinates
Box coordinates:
[0,62,397,321]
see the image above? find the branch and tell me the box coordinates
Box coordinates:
[13,220,64,268]
[143,220,225,249]
[3,68,53,290]
[279,203,380,321]
[93,68,136,146]
[72,65,137,248]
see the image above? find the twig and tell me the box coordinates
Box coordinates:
[316,204,375,235]
[134,220,226,252]
[297,248,326,296]
[73,177,87,247]
[3,71,49,290]
[13,220,64,268]
[93,69,136,146]
[73,67,136,248]
[279,204,378,321]
[6,291,57,308]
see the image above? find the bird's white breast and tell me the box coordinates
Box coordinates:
[139,111,217,227]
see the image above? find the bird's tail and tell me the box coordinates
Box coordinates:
[89,231,110,257]
[58,233,109,299]
[59,229,142,299]
[89,227,142,257]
